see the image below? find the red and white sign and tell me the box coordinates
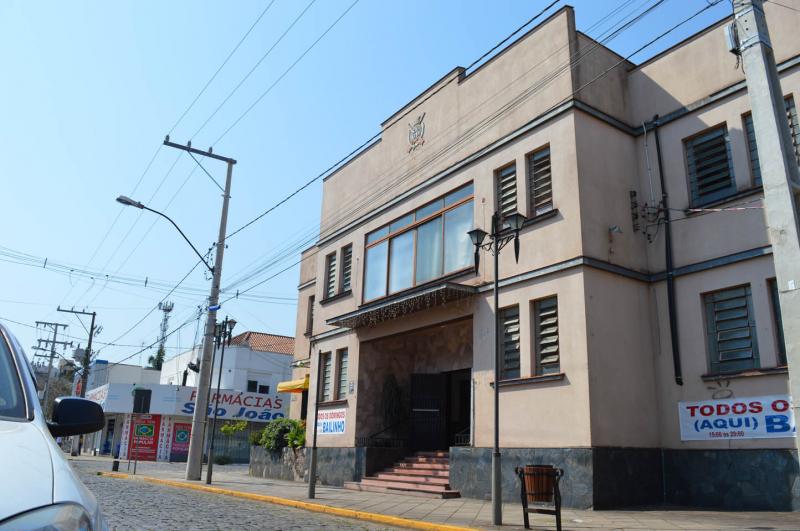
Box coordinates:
[171,422,192,455]
[129,414,162,461]
[679,395,796,441]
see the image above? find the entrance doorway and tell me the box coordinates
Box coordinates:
[409,369,471,451]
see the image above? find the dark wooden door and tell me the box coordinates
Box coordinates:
[410,373,447,451]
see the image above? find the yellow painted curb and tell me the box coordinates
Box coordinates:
[98,472,478,531]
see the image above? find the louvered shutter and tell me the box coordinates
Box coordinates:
[337,349,348,399]
[496,165,517,219]
[743,97,800,187]
[528,148,553,216]
[325,253,337,299]
[743,114,762,186]
[704,285,759,374]
[686,126,736,206]
[341,245,353,293]
[321,353,333,401]
[500,306,520,379]
[785,96,800,166]
[535,296,559,375]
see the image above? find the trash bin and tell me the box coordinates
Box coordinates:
[515,464,563,530]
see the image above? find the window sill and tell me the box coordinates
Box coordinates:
[701,366,788,382]
[689,186,762,212]
[320,290,352,306]
[490,373,565,388]
[495,209,559,239]
[318,399,348,408]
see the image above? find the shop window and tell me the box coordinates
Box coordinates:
[247,380,258,393]
[704,285,760,374]
[685,125,736,206]
[501,306,521,380]
[533,296,560,375]
[528,147,553,216]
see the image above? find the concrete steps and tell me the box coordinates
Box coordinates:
[343,451,460,499]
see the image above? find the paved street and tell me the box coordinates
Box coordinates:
[73,461,399,531]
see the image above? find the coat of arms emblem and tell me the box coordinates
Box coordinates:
[408,112,426,152]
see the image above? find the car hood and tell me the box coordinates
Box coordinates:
[0,420,53,520]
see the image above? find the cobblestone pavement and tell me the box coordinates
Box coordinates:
[74,461,399,531]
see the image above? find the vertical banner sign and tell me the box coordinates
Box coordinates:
[171,422,192,454]
[317,408,346,435]
[678,395,796,440]
[129,414,162,461]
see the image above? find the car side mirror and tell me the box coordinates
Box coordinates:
[47,397,104,437]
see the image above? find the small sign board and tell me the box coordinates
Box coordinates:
[678,395,796,441]
[317,408,346,435]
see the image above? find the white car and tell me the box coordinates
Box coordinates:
[0,323,107,530]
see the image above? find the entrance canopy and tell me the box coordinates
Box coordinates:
[277,374,309,393]
[327,282,476,329]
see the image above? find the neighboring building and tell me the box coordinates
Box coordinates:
[291,5,799,510]
[84,383,287,462]
[74,357,161,396]
[160,331,294,394]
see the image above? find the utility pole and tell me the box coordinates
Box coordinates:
[57,307,97,398]
[32,321,70,413]
[732,0,800,453]
[164,136,236,481]
[58,307,97,457]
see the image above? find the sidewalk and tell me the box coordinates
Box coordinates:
[71,456,800,530]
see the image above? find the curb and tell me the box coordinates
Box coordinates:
[97,472,478,531]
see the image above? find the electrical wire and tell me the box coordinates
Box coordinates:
[221,0,661,292]
[168,0,278,136]
[225,0,722,299]
[212,0,360,145]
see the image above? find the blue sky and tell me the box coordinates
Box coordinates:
[0,0,732,365]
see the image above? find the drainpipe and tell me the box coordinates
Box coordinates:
[652,115,683,385]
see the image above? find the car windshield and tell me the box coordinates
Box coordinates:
[0,333,26,419]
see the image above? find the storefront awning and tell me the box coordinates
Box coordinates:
[277,374,309,393]
[326,282,476,329]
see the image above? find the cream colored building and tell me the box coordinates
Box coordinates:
[289,5,800,510]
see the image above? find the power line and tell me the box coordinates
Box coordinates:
[191,0,318,140]
[223,0,565,242]
[212,0,360,145]
[168,0,278,136]
[224,0,718,298]
[766,0,800,14]
[221,0,659,291]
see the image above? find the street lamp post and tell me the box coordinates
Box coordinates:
[117,139,235,482]
[468,210,526,527]
[206,316,236,485]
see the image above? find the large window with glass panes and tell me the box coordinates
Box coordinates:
[362,183,474,302]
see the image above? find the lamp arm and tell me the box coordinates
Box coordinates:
[142,205,214,273]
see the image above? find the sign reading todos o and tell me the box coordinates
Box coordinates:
[678,395,796,441]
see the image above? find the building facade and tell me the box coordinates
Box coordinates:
[160,331,294,395]
[291,5,800,510]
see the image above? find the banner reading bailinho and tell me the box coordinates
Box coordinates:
[317,408,346,435]
[678,395,796,441]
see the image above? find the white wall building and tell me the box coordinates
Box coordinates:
[77,357,161,395]
[160,331,294,396]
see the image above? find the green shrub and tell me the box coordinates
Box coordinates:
[213,455,232,465]
[220,420,248,436]
[258,418,306,452]
[248,429,263,446]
